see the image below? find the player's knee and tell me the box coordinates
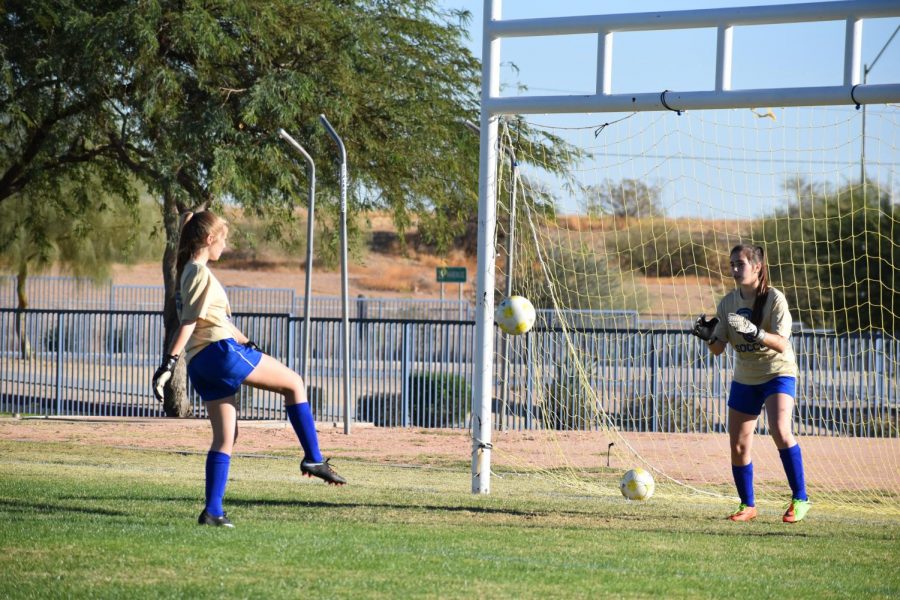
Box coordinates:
[770,427,794,448]
[281,380,306,404]
[731,440,751,458]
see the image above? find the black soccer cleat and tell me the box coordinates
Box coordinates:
[198,509,234,528]
[300,458,347,485]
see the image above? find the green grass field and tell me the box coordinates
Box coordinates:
[1,439,897,599]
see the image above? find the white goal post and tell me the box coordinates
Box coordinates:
[471,0,900,494]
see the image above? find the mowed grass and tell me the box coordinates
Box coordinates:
[0,441,897,599]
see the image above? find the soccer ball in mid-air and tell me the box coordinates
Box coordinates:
[619,468,655,501]
[495,295,536,335]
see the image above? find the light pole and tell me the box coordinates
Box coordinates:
[277,129,316,383]
[320,114,352,435]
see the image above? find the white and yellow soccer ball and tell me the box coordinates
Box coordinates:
[619,468,655,501]
[495,295,537,336]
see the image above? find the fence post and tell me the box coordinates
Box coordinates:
[874,333,884,437]
[525,332,533,431]
[649,333,658,433]
[401,322,412,427]
[55,312,63,416]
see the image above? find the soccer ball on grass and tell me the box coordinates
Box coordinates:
[619,468,655,501]
[495,295,536,336]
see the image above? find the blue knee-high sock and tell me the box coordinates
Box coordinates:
[779,444,808,501]
[205,451,231,517]
[732,463,755,506]
[286,402,323,463]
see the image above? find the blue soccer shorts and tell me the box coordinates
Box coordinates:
[727,376,796,416]
[187,338,263,402]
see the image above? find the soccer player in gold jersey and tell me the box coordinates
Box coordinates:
[692,244,810,523]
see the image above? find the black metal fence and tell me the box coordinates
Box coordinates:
[0,309,896,437]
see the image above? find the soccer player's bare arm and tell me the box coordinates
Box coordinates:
[707,338,727,356]
[167,320,198,357]
[758,331,790,354]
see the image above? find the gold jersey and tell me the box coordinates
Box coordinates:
[712,286,798,385]
[179,262,234,363]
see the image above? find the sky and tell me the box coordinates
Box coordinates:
[437,1,900,218]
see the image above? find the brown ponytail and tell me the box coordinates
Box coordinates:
[175,211,227,283]
[730,244,770,326]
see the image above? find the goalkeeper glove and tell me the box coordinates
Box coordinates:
[691,314,719,343]
[152,354,179,402]
[727,313,766,344]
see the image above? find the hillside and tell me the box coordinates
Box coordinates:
[111,245,718,322]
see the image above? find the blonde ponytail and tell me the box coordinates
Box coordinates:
[175,211,227,283]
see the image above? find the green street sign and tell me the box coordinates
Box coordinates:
[436,267,467,283]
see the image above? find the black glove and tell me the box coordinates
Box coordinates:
[152,354,178,402]
[243,340,262,352]
[691,314,719,342]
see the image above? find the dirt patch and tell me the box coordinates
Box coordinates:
[111,253,477,301]
[2,418,897,498]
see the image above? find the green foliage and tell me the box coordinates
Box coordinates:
[3,1,580,257]
[408,371,471,427]
[0,182,163,305]
[356,371,471,428]
[0,1,136,206]
[520,239,646,313]
[608,219,744,278]
[420,117,584,255]
[754,179,899,334]
[581,178,665,219]
[544,366,599,430]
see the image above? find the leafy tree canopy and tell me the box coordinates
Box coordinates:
[3,0,584,415]
[581,178,665,220]
[755,178,899,335]
[3,0,581,256]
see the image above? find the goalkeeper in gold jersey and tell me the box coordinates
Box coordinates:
[692,244,810,523]
[152,210,346,528]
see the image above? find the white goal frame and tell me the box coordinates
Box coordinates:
[471,0,900,494]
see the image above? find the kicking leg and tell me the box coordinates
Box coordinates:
[243,355,345,485]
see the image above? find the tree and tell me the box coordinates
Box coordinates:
[755,178,899,334]
[518,241,647,317]
[0,1,136,206]
[581,178,664,222]
[3,1,583,415]
[0,180,162,357]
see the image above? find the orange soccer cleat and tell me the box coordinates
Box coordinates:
[727,503,758,522]
[782,499,811,523]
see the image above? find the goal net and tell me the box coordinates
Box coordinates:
[489,104,899,516]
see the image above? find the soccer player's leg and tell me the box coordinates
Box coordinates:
[764,385,811,523]
[199,396,238,527]
[727,382,765,521]
[243,354,346,485]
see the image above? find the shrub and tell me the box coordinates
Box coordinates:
[543,367,599,431]
[608,220,743,278]
[355,372,471,428]
[355,392,402,427]
[407,372,471,427]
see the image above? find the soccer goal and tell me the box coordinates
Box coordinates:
[472,1,900,516]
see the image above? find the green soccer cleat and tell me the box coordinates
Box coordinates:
[783,498,811,523]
